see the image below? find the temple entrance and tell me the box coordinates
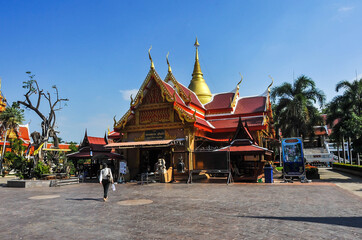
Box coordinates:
[139,148,171,173]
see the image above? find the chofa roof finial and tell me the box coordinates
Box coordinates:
[148,45,155,69]
[268,75,274,92]
[166,52,172,73]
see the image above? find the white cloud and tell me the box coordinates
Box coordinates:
[338,6,354,12]
[120,89,139,101]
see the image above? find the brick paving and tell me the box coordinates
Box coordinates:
[0,178,361,240]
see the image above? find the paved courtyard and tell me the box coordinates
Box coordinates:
[0,170,361,240]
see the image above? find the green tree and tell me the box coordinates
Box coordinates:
[0,102,25,174]
[271,75,325,139]
[68,141,78,153]
[326,78,362,155]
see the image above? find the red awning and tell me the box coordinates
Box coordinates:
[218,145,272,155]
[105,139,184,149]
[196,136,229,142]
[67,151,121,159]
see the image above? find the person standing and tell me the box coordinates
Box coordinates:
[99,163,113,202]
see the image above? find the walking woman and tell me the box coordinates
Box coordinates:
[99,163,113,202]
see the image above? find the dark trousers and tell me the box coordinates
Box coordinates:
[102,179,110,198]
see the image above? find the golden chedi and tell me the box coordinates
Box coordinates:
[188,38,212,104]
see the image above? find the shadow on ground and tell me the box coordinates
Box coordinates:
[65,198,102,202]
[240,216,362,228]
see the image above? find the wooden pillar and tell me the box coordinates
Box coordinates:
[185,127,194,171]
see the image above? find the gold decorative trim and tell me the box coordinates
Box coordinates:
[135,132,145,141]
[165,130,176,139]
[164,72,191,103]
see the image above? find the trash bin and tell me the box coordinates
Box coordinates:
[264,165,273,183]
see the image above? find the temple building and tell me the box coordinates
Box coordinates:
[0,79,6,113]
[107,39,275,182]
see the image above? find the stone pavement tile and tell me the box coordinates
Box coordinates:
[0,183,361,240]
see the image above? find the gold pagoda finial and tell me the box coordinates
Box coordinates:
[194,37,200,47]
[148,46,155,69]
[194,37,200,60]
[0,77,2,92]
[268,75,274,92]
[188,37,212,104]
[166,52,172,73]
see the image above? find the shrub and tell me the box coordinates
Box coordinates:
[34,161,50,179]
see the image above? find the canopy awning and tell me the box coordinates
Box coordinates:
[218,145,273,155]
[105,139,184,149]
[66,151,122,159]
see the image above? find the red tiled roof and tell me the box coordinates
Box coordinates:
[177,83,205,110]
[234,96,266,115]
[18,125,30,143]
[108,131,121,139]
[219,145,269,153]
[161,81,187,107]
[45,143,73,149]
[209,117,264,129]
[196,136,229,142]
[204,92,234,110]
[195,117,214,130]
[88,136,106,145]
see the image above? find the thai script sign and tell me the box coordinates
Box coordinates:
[145,130,165,140]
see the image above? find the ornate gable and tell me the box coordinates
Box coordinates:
[114,68,175,130]
[142,80,165,105]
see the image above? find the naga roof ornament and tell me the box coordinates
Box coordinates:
[166,52,172,73]
[267,75,274,93]
[148,45,155,69]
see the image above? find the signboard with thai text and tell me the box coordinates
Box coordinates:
[145,130,165,140]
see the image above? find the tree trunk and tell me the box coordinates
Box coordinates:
[0,129,8,174]
[337,142,340,163]
[348,137,352,165]
[342,137,346,164]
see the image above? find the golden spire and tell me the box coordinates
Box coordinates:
[188,37,212,104]
[148,46,155,69]
[166,52,172,73]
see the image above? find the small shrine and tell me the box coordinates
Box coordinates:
[67,130,121,179]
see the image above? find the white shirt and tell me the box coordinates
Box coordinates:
[99,168,113,182]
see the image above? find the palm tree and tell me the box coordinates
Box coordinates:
[0,102,24,174]
[271,75,325,139]
[326,78,362,162]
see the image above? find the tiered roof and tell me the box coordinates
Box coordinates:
[113,41,274,141]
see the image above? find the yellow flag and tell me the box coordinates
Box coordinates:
[33,143,44,155]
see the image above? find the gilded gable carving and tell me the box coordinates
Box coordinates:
[140,108,170,124]
[143,81,164,104]
[126,117,136,126]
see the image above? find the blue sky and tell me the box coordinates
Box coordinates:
[1,0,361,142]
